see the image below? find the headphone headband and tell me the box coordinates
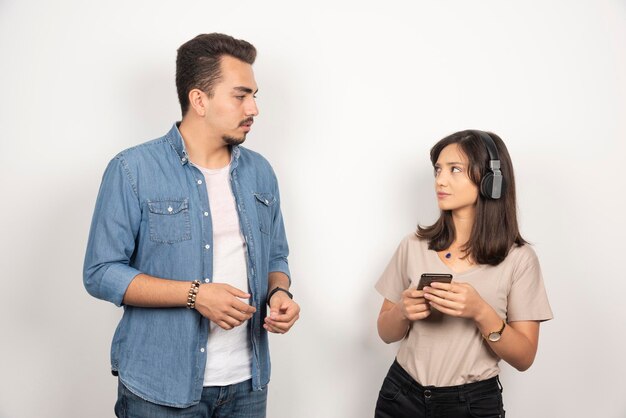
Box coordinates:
[471,130,499,163]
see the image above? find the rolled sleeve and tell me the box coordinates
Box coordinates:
[268,173,291,284]
[269,258,290,279]
[99,263,142,307]
[83,156,142,306]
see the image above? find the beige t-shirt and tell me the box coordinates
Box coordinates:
[375,233,553,387]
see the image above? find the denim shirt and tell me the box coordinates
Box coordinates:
[83,123,290,408]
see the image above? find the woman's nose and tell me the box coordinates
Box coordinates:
[436,172,448,187]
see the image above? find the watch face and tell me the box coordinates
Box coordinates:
[488,332,501,342]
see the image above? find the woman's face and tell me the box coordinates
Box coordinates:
[434,143,479,213]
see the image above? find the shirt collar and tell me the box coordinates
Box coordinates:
[165,122,241,168]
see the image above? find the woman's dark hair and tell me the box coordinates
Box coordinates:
[417,130,526,265]
[176,33,257,116]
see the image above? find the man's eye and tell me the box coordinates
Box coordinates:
[235,96,245,100]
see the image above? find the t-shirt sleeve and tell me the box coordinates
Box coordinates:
[507,246,554,322]
[375,236,412,304]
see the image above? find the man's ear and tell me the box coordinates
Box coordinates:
[188,89,208,117]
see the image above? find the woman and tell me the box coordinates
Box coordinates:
[374,130,552,418]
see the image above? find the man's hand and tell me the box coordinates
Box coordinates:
[264,291,300,334]
[195,283,256,330]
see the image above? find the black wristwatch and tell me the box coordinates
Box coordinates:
[267,287,293,305]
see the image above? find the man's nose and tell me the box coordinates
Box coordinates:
[246,99,259,117]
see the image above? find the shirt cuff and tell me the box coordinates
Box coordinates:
[269,258,291,285]
[101,263,142,307]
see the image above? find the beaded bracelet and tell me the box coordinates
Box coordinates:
[186,280,201,309]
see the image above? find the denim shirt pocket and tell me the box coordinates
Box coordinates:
[253,192,276,235]
[147,198,192,243]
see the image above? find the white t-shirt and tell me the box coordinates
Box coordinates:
[197,163,252,386]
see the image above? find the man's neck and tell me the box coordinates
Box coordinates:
[179,118,231,169]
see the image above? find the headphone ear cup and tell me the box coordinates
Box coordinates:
[480,172,495,199]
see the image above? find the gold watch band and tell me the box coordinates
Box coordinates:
[484,319,506,342]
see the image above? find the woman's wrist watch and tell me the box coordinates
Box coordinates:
[484,320,506,342]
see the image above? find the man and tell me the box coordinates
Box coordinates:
[84,33,300,417]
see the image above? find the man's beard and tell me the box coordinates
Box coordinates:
[223,117,253,146]
[222,134,246,146]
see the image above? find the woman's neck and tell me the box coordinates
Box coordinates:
[451,207,475,247]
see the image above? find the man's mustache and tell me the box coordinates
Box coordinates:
[239,118,254,126]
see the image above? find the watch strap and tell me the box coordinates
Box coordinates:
[267,287,293,305]
[484,319,506,341]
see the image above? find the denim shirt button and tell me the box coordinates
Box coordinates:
[197,179,203,185]
[204,278,210,283]
[200,348,205,353]
[204,244,210,249]
[203,211,209,216]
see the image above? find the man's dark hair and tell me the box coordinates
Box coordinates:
[417,130,527,265]
[176,33,257,116]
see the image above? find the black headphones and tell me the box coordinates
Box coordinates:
[471,130,504,200]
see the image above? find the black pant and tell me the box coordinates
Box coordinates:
[375,360,505,418]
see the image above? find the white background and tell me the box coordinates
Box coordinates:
[1,1,625,417]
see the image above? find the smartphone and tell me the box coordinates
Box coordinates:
[416,273,453,290]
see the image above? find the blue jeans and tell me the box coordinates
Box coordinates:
[375,360,505,418]
[115,379,267,418]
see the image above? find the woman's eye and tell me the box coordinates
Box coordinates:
[434,167,441,176]
[235,96,245,100]
[451,166,462,173]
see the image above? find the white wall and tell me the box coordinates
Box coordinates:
[1,1,625,417]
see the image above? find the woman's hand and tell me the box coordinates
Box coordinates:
[399,288,431,321]
[377,290,431,344]
[422,281,486,320]
[423,281,541,371]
